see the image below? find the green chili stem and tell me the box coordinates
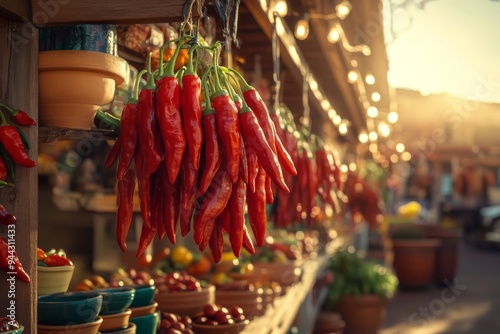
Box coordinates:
[164,39,187,77]
[201,66,214,111]
[0,109,7,125]
[133,70,148,102]
[212,42,224,93]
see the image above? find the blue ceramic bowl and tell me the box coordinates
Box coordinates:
[129,284,155,308]
[38,291,102,325]
[95,287,136,315]
[129,313,158,334]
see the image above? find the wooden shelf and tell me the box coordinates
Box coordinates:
[39,126,117,143]
[240,237,345,334]
[31,0,200,26]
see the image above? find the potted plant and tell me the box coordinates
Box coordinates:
[389,224,441,289]
[317,249,398,334]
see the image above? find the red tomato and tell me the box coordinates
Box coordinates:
[44,254,73,267]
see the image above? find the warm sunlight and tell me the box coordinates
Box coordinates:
[383,0,500,103]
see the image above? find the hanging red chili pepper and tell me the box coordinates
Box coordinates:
[193,166,232,245]
[160,160,179,244]
[180,43,203,171]
[0,103,36,126]
[135,149,151,229]
[116,168,136,252]
[211,45,241,183]
[247,166,267,246]
[229,177,246,257]
[239,105,289,192]
[0,237,30,283]
[156,41,187,183]
[209,219,224,263]
[198,99,222,195]
[137,53,162,178]
[104,137,121,170]
[0,111,35,168]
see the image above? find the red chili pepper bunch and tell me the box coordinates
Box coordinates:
[0,205,29,283]
[270,104,343,228]
[342,171,384,229]
[0,103,37,186]
[106,39,298,262]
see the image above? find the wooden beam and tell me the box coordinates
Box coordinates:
[0,0,30,21]
[0,18,38,333]
[31,0,200,26]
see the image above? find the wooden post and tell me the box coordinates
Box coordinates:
[0,17,38,333]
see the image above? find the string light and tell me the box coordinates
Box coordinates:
[367,106,378,118]
[294,14,310,40]
[388,111,399,124]
[369,131,378,141]
[365,74,375,85]
[327,26,340,43]
[274,0,288,17]
[396,143,405,153]
[339,122,349,135]
[335,0,352,20]
[347,70,358,83]
[358,131,368,143]
[371,92,381,102]
[378,122,391,137]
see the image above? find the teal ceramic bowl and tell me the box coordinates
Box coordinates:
[38,291,102,325]
[129,284,155,308]
[5,326,23,334]
[129,313,158,334]
[95,287,136,315]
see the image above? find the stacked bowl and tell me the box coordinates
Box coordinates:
[129,285,158,334]
[95,287,135,333]
[37,291,102,334]
[155,284,215,317]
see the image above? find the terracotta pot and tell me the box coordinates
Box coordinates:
[426,230,460,283]
[313,310,345,334]
[39,50,127,130]
[336,295,385,334]
[391,238,441,288]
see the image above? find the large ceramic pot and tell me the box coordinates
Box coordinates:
[391,238,441,289]
[336,295,386,334]
[39,50,127,129]
[313,311,345,334]
[424,228,460,283]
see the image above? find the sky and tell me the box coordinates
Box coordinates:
[383,0,500,103]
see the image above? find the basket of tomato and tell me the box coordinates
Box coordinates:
[37,248,74,296]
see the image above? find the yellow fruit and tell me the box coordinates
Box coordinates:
[212,272,231,285]
[221,252,237,263]
[170,246,193,267]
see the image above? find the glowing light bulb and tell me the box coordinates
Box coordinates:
[367,106,378,118]
[336,0,352,20]
[401,152,412,161]
[388,111,399,124]
[327,26,340,43]
[358,132,368,143]
[369,131,378,141]
[365,74,375,85]
[396,143,405,153]
[333,115,342,126]
[294,16,309,40]
[378,122,390,137]
[371,92,381,102]
[347,70,358,83]
[274,0,288,17]
[390,154,399,163]
[339,122,348,135]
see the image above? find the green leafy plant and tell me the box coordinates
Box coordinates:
[389,225,426,240]
[323,248,398,310]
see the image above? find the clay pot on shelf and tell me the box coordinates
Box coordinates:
[336,295,385,334]
[313,311,345,334]
[38,50,127,130]
[391,238,441,289]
